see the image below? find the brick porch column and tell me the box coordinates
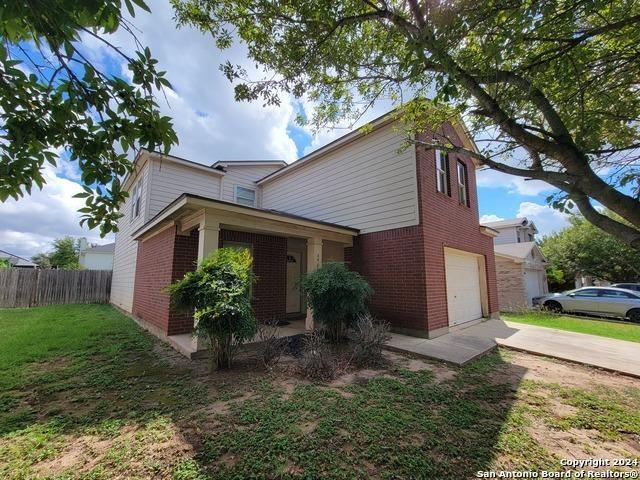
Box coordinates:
[305,237,323,330]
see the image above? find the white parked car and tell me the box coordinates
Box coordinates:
[532,287,640,323]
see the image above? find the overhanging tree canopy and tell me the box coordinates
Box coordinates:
[0,0,178,235]
[173,0,640,247]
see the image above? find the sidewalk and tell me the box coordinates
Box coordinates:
[385,318,640,377]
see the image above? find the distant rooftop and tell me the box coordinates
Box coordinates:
[481,217,528,229]
[82,243,115,254]
[494,242,545,261]
[0,249,37,268]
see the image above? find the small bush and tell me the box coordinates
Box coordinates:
[348,313,391,367]
[301,262,373,343]
[256,318,287,371]
[298,330,342,380]
[167,248,257,371]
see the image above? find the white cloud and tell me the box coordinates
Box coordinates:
[479,214,504,224]
[476,168,555,196]
[0,165,114,259]
[82,1,300,164]
[516,202,570,237]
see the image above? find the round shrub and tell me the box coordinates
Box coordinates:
[301,262,373,343]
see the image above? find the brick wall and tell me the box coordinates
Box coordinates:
[495,257,527,311]
[415,124,499,332]
[132,226,177,334]
[220,230,287,322]
[352,226,428,332]
[133,227,287,335]
[132,227,199,336]
[168,229,199,335]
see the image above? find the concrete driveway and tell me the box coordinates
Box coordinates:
[386,319,640,377]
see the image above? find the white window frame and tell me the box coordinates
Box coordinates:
[435,149,449,195]
[457,160,468,206]
[234,186,256,207]
[130,179,143,221]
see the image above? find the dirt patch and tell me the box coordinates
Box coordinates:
[33,422,196,479]
[298,419,319,435]
[528,419,640,467]
[30,356,72,373]
[494,350,640,391]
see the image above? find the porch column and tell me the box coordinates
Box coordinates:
[305,237,323,330]
[193,213,220,351]
[197,213,220,263]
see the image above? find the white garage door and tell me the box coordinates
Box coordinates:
[445,250,483,327]
[524,269,543,306]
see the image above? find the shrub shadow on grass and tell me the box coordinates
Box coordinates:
[0,305,535,479]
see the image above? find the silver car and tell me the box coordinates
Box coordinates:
[533,287,640,323]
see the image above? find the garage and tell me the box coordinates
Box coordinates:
[444,249,485,327]
[524,268,546,305]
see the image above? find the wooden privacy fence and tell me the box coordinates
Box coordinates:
[0,269,112,308]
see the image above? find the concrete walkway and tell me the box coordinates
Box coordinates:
[386,319,640,377]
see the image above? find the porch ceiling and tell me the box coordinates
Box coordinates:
[132,193,359,244]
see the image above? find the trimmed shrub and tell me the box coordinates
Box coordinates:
[301,262,373,343]
[256,317,287,371]
[298,330,341,380]
[348,313,391,367]
[167,248,257,370]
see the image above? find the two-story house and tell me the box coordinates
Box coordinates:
[111,111,499,356]
[481,218,548,309]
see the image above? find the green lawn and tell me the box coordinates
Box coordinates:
[502,311,640,343]
[1,304,639,479]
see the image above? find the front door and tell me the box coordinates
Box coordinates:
[286,251,302,314]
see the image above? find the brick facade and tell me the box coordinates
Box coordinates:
[352,226,428,332]
[132,227,288,337]
[495,257,527,311]
[350,123,499,336]
[132,226,199,336]
[415,125,499,332]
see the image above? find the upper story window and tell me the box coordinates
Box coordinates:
[457,160,469,206]
[435,150,450,195]
[130,179,143,220]
[235,186,256,207]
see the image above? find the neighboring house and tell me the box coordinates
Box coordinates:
[575,275,610,288]
[488,217,539,245]
[481,218,549,309]
[111,111,499,356]
[78,240,115,270]
[0,249,37,268]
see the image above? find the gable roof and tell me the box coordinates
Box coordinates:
[210,160,287,170]
[82,243,115,254]
[494,242,547,262]
[482,217,539,236]
[482,217,528,229]
[256,107,480,186]
[0,249,37,267]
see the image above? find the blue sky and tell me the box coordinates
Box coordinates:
[0,2,571,259]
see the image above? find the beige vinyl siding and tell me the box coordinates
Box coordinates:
[261,123,419,233]
[110,162,150,313]
[221,165,282,205]
[493,228,519,245]
[147,158,223,217]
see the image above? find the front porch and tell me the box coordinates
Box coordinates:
[130,194,359,356]
[168,317,308,358]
